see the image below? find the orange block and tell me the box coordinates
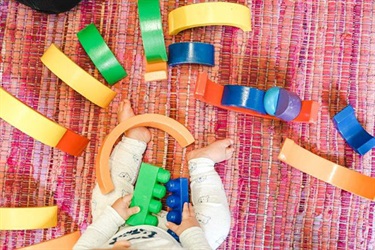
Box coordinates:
[18,231,81,250]
[293,100,319,123]
[144,59,167,81]
[96,114,195,194]
[195,72,319,123]
[56,129,90,157]
[279,138,375,200]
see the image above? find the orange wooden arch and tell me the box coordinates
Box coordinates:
[96,114,195,194]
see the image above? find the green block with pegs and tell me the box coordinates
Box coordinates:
[127,162,171,226]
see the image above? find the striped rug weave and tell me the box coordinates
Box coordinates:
[1,0,375,249]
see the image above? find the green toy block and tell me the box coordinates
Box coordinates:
[127,162,171,226]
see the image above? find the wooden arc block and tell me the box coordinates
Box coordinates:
[278,138,375,200]
[18,231,81,250]
[144,59,167,81]
[195,72,319,123]
[56,129,90,157]
[168,2,252,35]
[0,206,58,230]
[95,114,195,194]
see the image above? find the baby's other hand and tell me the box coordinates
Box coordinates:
[166,203,200,236]
[112,240,131,249]
[112,194,140,220]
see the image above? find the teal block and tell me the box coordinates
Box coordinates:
[264,86,280,116]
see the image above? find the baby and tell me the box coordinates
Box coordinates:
[74,100,234,249]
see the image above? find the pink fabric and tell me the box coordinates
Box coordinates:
[0,0,374,249]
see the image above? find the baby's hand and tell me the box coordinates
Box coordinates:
[166,203,200,236]
[112,194,140,220]
[112,240,131,249]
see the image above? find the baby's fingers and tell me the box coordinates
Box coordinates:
[182,202,190,219]
[113,240,131,249]
[122,194,133,204]
[127,206,140,216]
[166,221,179,233]
[188,203,196,216]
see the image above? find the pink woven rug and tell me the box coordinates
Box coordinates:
[1,0,375,249]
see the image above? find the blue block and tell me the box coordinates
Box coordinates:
[166,178,189,224]
[333,105,375,155]
[221,85,267,114]
[168,42,215,66]
[166,178,189,242]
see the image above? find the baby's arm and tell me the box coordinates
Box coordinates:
[73,195,139,250]
[167,203,212,250]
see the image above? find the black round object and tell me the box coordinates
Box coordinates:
[16,0,82,14]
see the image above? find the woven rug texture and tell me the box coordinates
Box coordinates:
[1,0,375,249]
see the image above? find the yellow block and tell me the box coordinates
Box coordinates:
[41,44,117,108]
[0,88,67,147]
[169,2,252,35]
[0,206,58,230]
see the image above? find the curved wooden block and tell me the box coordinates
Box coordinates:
[293,100,319,123]
[41,44,117,108]
[0,87,66,147]
[96,114,195,194]
[278,138,375,200]
[144,59,167,82]
[138,0,168,62]
[77,23,127,85]
[168,42,215,66]
[333,105,375,155]
[0,87,89,156]
[169,2,251,35]
[194,72,318,123]
[221,85,266,114]
[0,206,57,230]
[263,86,280,115]
[56,129,89,157]
[274,88,302,121]
[18,231,81,250]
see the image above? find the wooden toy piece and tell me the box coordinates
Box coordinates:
[55,129,89,157]
[0,206,57,230]
[333,105,375,155]
[144,59,167,82]
[263,86,280,115]
[265,87,305,121]
[166,178,189,224]
[278,138,375,200]
[274,88,302,121]
[290,100,319,123]
[168,42,215,66]
[168,2,252,35]
[195,72,319,123]
[127,163,171,226]
[138,0,168,62]
[194,72,272,119]
[221,85,267,114]
[41,44,117,108]
[18,231,81,250]
[96,114,195,194]
[0,87,89,156]
[77,23,127,85]
[0,87,66,147]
